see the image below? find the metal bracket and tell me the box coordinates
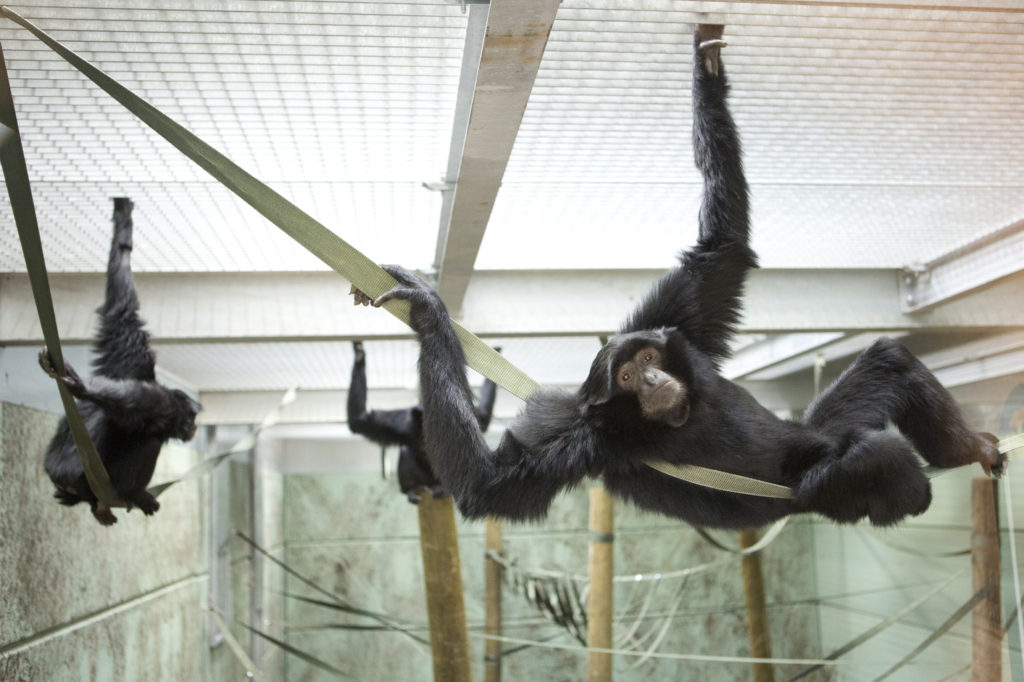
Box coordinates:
[899,219,1024,313]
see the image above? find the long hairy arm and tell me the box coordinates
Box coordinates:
[346,341,418,446]
[92,197,157,381]
[358,266,595,521]
[621,26,755,364]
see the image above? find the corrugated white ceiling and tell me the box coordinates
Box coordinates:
[1,0,1021,274]
[1,0,1022,405]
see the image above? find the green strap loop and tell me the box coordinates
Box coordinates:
[645,459,795,499]
[0,39,122,508]
[4,7,831,501]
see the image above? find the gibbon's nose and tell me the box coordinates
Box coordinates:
[641,368,660,385]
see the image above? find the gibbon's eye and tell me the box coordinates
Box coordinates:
[643,353,654,363]
[621,372,631,383]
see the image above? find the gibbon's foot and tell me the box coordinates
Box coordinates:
[350,284,373,307]
[91,502,118,526]
[38,350,85,393]
[126,492,161,516]
[351,266,433,310]
[976,432,1006,477]
[866,468,932,526]
[38,348,58,378]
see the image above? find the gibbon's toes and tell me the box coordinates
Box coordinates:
[93,506,118,526]
[977,432,1006,477]
[38,348,58,378]
[349,284,373,307]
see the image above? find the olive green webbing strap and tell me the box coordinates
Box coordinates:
[0,6,539,404]
[3,8,895,502]
[0,40,122,507]
[644,459,796,499]
[1,7,804,500]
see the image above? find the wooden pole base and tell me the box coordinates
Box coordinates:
[587,487,614,682]
[418,495,472,682]
[738,528,774,682]
[971,478,1001,682]
[484,518,503,682]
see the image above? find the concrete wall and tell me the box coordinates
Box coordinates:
[0,401,285,681]
[0,402,207,681]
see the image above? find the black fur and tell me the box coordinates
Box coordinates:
[347,340,497,504]
[355,28,1004,529]
[40,198,201,526]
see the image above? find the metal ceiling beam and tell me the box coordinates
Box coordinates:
[743,331,910,382]
[4,269,1024,345]
[921,330,1024,388]
[722,332,845,380]
[433,0,560,314]
[900,218,1024,313]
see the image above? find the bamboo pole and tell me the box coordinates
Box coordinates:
[418,494,472,682]
[738,528,774,682]
[484,518,504,682]
[971,478,1001,682]
[587,487,615,682]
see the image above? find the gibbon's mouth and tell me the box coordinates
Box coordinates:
[648,381,687,410]
[663,401,691,428]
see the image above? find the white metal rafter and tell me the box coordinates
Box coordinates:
[433,0,561,313]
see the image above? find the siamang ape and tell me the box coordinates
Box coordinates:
[39,198,201,526]
[351,27,1004,529]
[347,340,497,503]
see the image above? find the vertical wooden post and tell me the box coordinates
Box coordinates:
[738,529,774,682]
[418,494,472,682]
[587,487,615,682]
[971,478,1001,682]
[484,518,503,682]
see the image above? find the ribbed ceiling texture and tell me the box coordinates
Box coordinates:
[1,1,1021,414]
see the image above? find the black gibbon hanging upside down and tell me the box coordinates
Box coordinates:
[347,340,497,503]
[351,27,1005,529]
[39,198,202,526]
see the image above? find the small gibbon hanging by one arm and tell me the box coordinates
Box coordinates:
[352,27,1004,529]
[39,198,202,526]
[347,340,498,503]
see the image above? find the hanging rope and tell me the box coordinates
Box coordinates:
[486,517,789,585]
[0,4,535,405]
[0,7,823,502]
[0,39,121,508]
[786,568,965,681]
[208,608,265,681]
[5,7,1018,504]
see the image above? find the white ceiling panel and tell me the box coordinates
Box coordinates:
[1,0,1022,403]
[0,180,441,271]
[0,0,465,272]
[151,336,601,392]
[479,0,1024,269]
